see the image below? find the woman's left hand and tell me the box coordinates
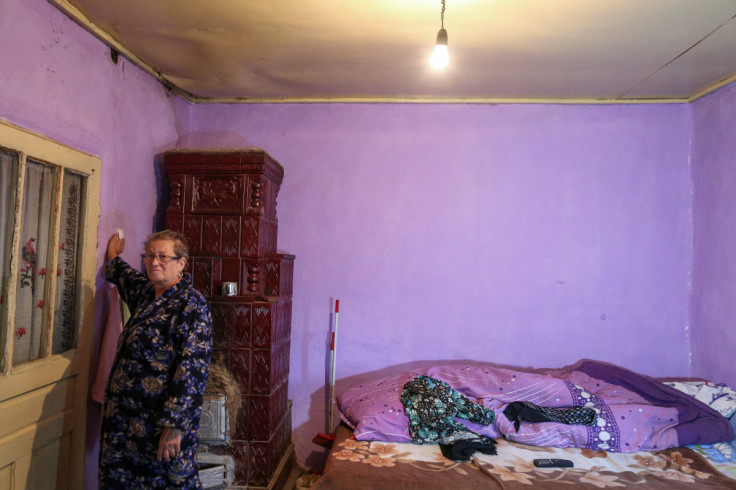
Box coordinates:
[157,426,183,462]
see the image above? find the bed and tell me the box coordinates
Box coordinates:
[312,359,736,489]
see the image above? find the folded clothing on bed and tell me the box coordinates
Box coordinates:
[502,400,597,432]
[400,375,497,445]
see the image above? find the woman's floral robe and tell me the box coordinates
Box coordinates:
[100,257,213,488]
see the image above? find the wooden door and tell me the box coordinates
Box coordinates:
[0,120,100,489]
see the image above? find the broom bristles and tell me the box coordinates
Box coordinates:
[312,432,334,448]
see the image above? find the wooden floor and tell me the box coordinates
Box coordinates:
[282,464,307,489]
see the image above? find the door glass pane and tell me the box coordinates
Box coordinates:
[14,160,57,365]
[53,170,85,354]
[0,150,19,371]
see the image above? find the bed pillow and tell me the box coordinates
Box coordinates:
[663,380,736,418]
[337,368,422,442]
[336,364,506,442]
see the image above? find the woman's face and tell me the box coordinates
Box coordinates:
[144,239,185,289]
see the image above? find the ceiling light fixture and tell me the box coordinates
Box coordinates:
[430,0,448,70]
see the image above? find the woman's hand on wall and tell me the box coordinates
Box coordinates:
[106,232,125,262]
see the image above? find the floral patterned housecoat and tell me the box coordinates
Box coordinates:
[100,257,213,488]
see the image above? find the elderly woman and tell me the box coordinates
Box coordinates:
[100,230,213,488]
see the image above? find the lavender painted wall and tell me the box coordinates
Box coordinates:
[177,102,694,466]
[2,0,184,485]
[691,83,736,390]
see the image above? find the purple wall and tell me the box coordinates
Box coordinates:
[691,83,736,390]
[178,102,694,466]
[5,0,733,480]
[1,0,184,486]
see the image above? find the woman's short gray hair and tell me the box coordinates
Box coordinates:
[144,230,190,260]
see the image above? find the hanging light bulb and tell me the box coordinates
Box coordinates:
[431,28,448,69]
[430,0,448,69]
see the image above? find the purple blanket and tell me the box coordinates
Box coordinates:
[337,359,735,452]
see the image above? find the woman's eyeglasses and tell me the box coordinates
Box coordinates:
[141,253,181,264]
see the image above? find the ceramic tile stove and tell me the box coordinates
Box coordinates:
[164,149,294,488]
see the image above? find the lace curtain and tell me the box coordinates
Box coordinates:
[13,160,56,364]
[53,171,83,354]
[0,155,82,366]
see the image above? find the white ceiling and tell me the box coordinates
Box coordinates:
[49,0,736,103]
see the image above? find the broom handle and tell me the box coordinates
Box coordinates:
[329,299,340,432]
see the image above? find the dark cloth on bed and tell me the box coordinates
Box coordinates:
[439,440,498,462]
[503,400,597,432]
[400,375,496,445]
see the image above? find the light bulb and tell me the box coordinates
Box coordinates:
[430,44,448,69]
[431,27,448,69]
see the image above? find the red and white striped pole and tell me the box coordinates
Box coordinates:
[312,299,341,447]
[328,299,339,433]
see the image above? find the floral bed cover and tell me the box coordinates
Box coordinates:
[313,423,736,489]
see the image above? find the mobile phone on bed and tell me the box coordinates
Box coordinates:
[533,459,574,468]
